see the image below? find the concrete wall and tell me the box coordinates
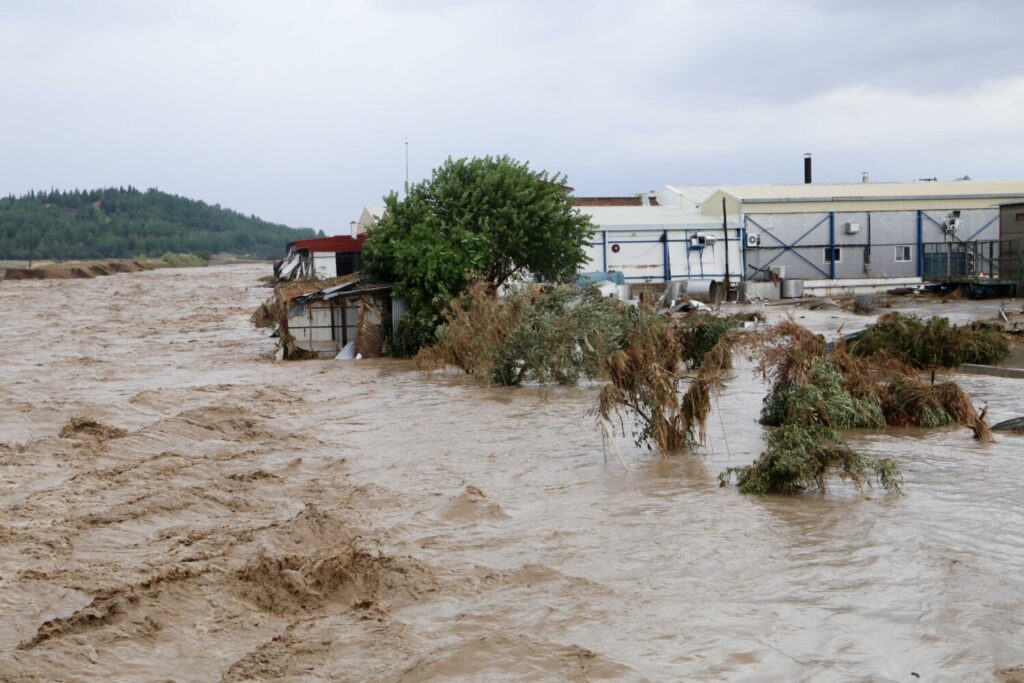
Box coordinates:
[744,208,999,282]
[583,228,744,283]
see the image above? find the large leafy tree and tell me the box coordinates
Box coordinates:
[363,155,594,355]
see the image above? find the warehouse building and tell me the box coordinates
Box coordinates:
[652,175,1024,295]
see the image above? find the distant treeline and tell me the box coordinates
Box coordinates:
[0,187,323,260]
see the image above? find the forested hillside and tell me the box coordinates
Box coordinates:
[0,187,323,260]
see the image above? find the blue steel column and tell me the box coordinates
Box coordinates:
[601,230,607,272]
[741,217,748,280]
[916,211,923,277]
[661,230,670,281]
[829,212,836,279]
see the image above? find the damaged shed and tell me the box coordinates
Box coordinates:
[275,234,367,281]
[258,274,395,359]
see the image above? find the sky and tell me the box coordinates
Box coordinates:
[2,0,1023,233]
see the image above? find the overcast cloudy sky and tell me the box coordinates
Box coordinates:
[2,0,1022,232]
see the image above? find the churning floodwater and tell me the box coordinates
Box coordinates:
[0,264,1021,681]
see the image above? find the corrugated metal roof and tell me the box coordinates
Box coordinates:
[700,180,1024,202]
[290,234,367,252]
[661,185,721,204]
[580,206,730,227]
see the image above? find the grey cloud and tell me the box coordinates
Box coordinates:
[1,0,1022,231]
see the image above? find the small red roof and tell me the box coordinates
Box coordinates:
[290,234,367,253]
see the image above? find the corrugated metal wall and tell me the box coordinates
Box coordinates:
[745,209,999,281]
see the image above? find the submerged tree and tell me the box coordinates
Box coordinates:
[362,155,594,355]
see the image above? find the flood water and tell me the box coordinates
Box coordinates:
[1,265,1022,681]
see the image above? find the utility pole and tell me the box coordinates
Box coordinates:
[722,197,730,301]
[28,224,34,269]
[404,140,409,197]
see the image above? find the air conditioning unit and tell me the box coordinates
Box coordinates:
[845,222,860,234]
[769,265,786,279]
[746,233,761,247]
[944,211,961,235]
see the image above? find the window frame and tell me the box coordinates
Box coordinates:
[823,246,842,264]
[894,245,913,263]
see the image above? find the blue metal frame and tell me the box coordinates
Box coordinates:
[603,228,743,282]
[741,223,749,279]
[623,274,730,281]
[917,210,924,277]
[828,212,836,279]
[965,215,998,242]
[661,230,670,281]
[744,215,832,279]
[919,211,997,245]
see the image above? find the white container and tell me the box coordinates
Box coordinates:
[686,279,722,304]
[780,279,805,299]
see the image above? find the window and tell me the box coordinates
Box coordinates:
[1016,213,1024,222]
[336,251,362,276]
[823,247,842,263]
[895,245,912,262]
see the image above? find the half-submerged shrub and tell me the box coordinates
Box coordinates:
[849,313,1009,368]
[719,424,903,495]
[758,319,991,441]
[419,283,628,386]
[598,315,743,455]
[880,376,992,440]
[761,358,886,429]
[676,313,739,369]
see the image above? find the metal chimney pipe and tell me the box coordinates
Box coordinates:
[803,153,812,184]
[350,220,358,239]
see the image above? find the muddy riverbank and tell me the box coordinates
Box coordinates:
[1,265,1022,680]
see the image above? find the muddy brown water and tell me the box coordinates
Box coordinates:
[1,265,1022,681]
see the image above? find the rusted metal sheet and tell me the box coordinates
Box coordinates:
[355,294,386,358]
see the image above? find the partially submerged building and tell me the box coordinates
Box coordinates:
[280,275,392,358]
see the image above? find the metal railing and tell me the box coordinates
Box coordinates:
[921,239,1022,287]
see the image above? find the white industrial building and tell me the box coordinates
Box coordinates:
[575,177,1024,296]
[576,204,743,290]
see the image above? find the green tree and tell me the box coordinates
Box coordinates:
[363,155,594,354]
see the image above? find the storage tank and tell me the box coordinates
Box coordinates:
[687,279,722,304]
[780,279,804,299]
